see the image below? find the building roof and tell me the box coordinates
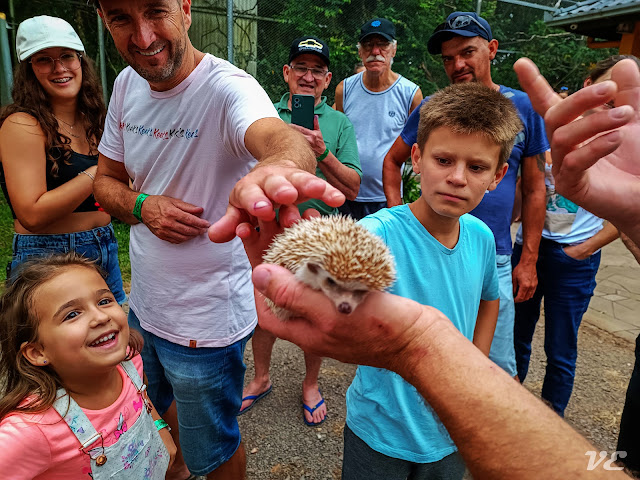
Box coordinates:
[545,0,640,40]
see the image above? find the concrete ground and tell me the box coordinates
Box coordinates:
[585,238,640,343]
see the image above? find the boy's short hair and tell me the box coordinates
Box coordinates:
[416,83,523,166]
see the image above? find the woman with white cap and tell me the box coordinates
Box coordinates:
[0,15,125,303]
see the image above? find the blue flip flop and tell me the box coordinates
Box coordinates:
[237,385,273,416]
[303,395,326,427]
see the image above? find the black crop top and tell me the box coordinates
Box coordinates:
[0,149,99,220]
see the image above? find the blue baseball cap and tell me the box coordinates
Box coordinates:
[427,12,492,55]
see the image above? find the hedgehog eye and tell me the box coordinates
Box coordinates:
[326,277,337,287]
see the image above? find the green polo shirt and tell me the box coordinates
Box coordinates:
[275,93,361,216]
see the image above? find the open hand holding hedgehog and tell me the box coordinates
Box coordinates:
[261,215,396,319]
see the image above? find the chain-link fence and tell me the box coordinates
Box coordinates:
[3,0,616,105]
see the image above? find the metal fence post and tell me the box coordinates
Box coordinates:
[97,13,108,104]
[227,0,234,64]
[0,13,13,106]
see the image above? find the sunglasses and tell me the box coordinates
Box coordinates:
[441,15,490,40]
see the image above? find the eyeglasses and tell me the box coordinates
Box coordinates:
[289,64,328,80]
[30,52,82,74]
[359,40,393,51]
[445,15,490,40]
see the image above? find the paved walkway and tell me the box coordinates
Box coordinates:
[586,237,640,344]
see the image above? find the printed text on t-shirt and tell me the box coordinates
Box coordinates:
[119,122,199,141]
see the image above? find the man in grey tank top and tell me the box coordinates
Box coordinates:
[335,18,422,220]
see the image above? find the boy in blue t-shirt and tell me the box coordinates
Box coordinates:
[343,82,522,479]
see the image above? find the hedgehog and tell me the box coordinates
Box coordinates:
[262,215,396,319]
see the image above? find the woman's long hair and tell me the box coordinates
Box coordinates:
[588,54,640,83]
[0,52,107,176]
[0,253,142,421]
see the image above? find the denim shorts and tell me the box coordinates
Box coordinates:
[128,309,252,475]
[488,254,517,377]
[9,223,126,304]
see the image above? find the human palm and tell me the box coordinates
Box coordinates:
[515,58,640,240]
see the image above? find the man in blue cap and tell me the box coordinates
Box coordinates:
[335,18,423,220]
[383,11,548,381]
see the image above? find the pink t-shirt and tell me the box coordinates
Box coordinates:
[0,356,144,479]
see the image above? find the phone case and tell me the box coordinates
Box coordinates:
[291,94,315,130]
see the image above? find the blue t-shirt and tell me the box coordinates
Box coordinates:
[346,205,499,463]
[400,86,549,255]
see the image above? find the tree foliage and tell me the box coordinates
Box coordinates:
[254,0,617,103]
[6,0,618,104]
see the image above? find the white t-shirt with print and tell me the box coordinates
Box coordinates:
[99,54,279,347]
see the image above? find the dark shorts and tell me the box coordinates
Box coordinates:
[342,424,466,480]
[9,223,126,304]
[129,309,252,475]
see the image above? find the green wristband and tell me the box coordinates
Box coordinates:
[154,419,170,432]
[133,193,149,223]
[316,148,329,162]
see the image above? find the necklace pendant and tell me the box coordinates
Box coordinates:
[95,454,108,466]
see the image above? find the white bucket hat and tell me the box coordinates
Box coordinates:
[16,15,85,62]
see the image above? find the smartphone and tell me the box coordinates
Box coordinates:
[291,94,315,130]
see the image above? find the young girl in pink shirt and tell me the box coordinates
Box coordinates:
[0,253,175,479]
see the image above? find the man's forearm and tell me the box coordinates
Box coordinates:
[383,154,404,206]
[383,137,412,207]
[472,299,499,356]
[260,128,315,173]
[317,153,360,200]
[571,222,619,258]
[401,317,628,479]
[519,179,546,264]
[246,118,316,174]
[94,174,140,225]
[621,232,640,265]
[619,224,640,251]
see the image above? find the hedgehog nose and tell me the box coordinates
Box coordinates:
[338,302,353,315]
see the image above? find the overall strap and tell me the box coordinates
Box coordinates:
[119,359,144,390]
[52,389,102,451]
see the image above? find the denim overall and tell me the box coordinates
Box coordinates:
[52,361,169,479]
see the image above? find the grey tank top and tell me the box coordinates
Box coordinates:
[343,71,418,202]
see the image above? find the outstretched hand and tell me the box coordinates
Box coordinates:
[514,58,640,242]
[208,167,344,243]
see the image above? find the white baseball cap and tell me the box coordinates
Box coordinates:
[16,16,85,62]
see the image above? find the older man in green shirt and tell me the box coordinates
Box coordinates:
[240,36,361,426]
[274,36,362,215]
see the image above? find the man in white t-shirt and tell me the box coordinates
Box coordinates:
[92,1,344,479]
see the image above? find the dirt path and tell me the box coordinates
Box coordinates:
[238,319,635,479]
